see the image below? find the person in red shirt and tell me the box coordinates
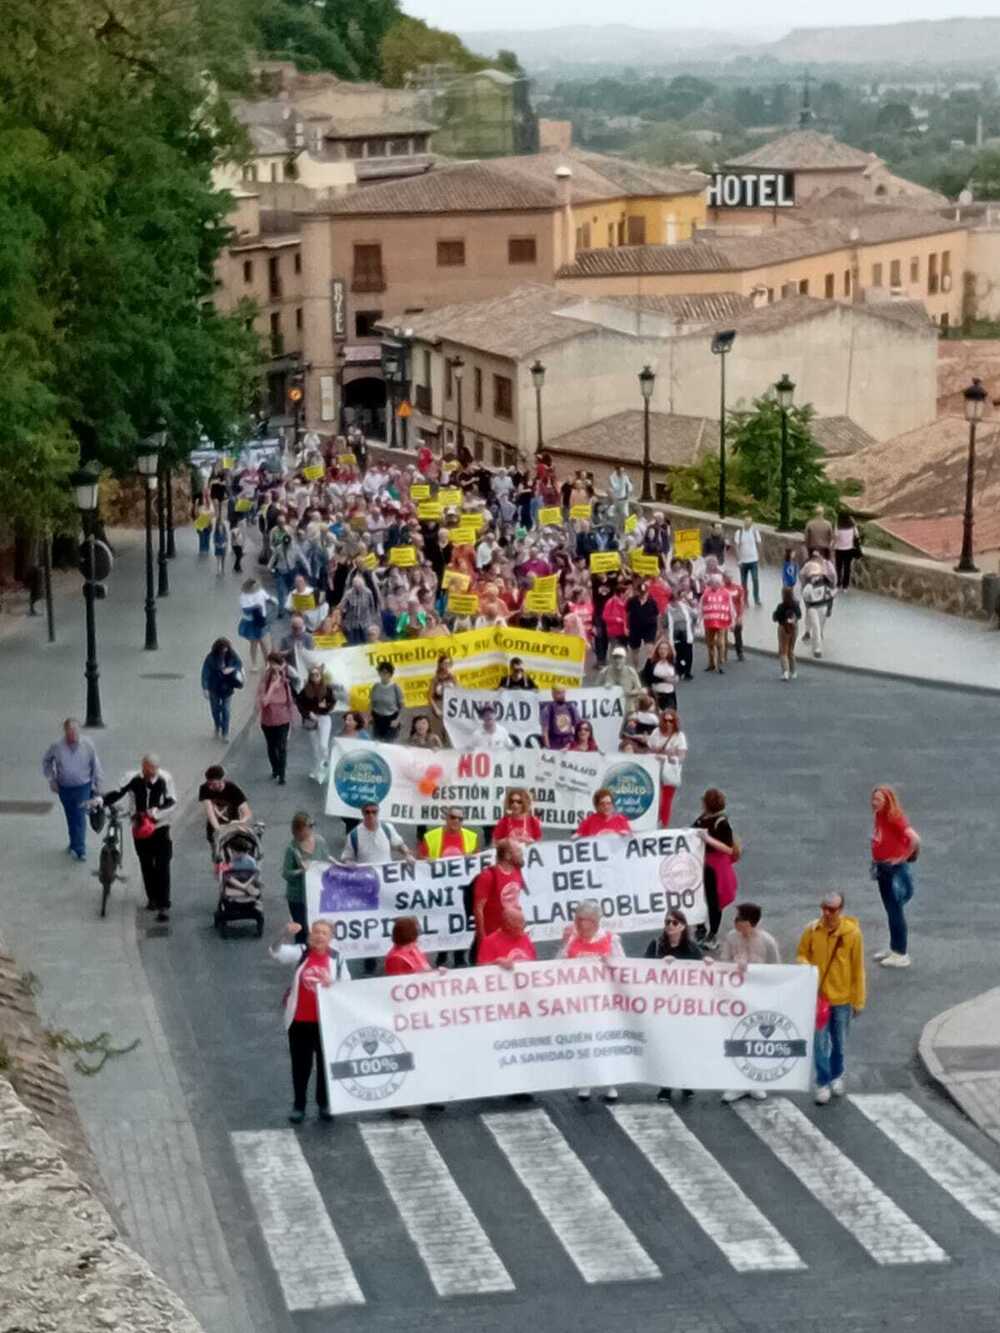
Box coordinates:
[601,587,628,649]
[574,788,632,839]
[558,900,623,1103]
[477,906,536,968]
[646,575,672,618]
[384,916,434,976]
[724,571,747,663]
[870,785,920,970]
[492,789,542,846]
[700,573,733,674]
[473,839,526,946]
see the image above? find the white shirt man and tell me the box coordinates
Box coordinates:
[340,805,412,864]
[473,708,515,750]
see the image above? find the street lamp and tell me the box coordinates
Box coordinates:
[711,330,736,518]
[775,372,796,531]
[70,466,104,728]
[638,364,656,502]
[957,376,989,573]
[530,359,546,454]
[137,434,162,650]
[452,356,465,451]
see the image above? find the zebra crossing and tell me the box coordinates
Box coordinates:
[231,1092,1000,1315]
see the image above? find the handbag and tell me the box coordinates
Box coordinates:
[814,936,842,1030]
[133,812,157,840]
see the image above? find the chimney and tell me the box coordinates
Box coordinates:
[555,164,575,271]
[750,285,768,309]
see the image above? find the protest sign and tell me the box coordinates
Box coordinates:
[438,488,462,507]
[589,551,621,574]
[449,525,478,546]
[417,501,444,521]
[674,528,701,560]
[389,546,417,567]
[409,484,431,501]
[441,569,471,592]
[538,507,562,527]
[291,591,317,613]
[570,503,593,521]
[325,737,659,831]
[523,589,557,615]
[306,830,705,960]
[359,552,377,570]
[442,686,625,752]
[193,514,212,531]
[234,497,253,513]
[221,455,235,470]
[317,960,815,1109]
[337,452,357,466]
[314,627,586,710]
[624,513,638,534]
[303,463,325,481]
[629,550,661,576]
[532,574,558,595]
[446,592,480,616]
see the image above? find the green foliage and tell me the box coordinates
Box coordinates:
[726,397,845,525]
[379,15,491,88]
[970,149,1000,196]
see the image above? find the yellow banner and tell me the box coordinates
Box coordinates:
[673,528,701,560]
[359,553,378,570]
[532,573,558,595]
[303,464,324,481]
[629,550,661,576]
[234,497,253,512]
[589,551,621,573]
[570,503,593,521]
[538,506,562,527]
[389,546,417,567]
[410,484,432,501]
[624,513,638,534]
[337,453,357,466]
[447,592,480,616]
[417,501,444,521]
[442,569,471,592]
[523,588,557,614]
[438,488,462,507]
[291,591,316,612]
[193,514,212,531]
[450,527,478,547]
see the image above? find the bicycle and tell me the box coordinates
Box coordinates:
[86,800,126,918]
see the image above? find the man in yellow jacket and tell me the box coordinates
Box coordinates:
[419,808,479,966]
[797,891,865,1106]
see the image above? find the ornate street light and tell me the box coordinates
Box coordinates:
[957,377,989,573]
[775,372,796,531]
[69,466,104,728]
[530,359,546,454]
[638,364,656,502]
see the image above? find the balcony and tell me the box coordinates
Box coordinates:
[415,384,432,414]
[352,270,386,293]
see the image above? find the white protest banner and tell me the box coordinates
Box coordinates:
[305,831,706,959]
[318,961,815,1110]
[442,687,625,752]
[313,627,586,711]
[324,737,660,831]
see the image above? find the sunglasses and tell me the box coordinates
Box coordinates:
[667,918,683,927]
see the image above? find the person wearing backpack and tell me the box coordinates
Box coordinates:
[270,919,349,1124]
[799,551,835,658]
[340,802,413,974]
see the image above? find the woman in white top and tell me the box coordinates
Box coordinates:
[647,709,687,828]
[641,638,678,713]
[238,577,277,669]
[834,512,860,592]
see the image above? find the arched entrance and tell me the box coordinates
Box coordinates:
[343,375,387,440]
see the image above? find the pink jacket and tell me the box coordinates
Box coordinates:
[257,671,294,726]
[700,586,733,630]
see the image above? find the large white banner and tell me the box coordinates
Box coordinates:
[305,832,706,959]
[318,961,816,1109]
[324,737,661,831]
[442,686,625,752]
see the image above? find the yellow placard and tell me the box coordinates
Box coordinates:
[589,551,621,573]
[450,527,478,547]
[193,514,213,531]
[303,463,324,481]
[235,497,253,513]
[350,514,367,530]
[221,455,235,470]
[446,592,480,616]
[624,513,638,534]
[538,506,563,527]
[673,528,701,561]
[438,488,462,507]
[463,511,486,530]
[532,573,558,595]
[417,500,445,521]
[410,484,431,501]
[629,550,661,576]
[570,503,593,521]
[389,545,417,567]
[313,632,346,649]
[291,591,316,612]
[523,588,557,614]
[442,569,471,592]
[337,452,357,466]
[359,552,378,570]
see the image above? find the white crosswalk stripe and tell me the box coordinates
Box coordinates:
[612,1104,806,1273]
[851,1093,1000,1236]
[359,1120,514,1297]
[733,1098,948,1266]
[231,1130,364,1311]
[483,1108,661,1283]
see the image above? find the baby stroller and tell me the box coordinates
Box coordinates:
[213,822,265,938]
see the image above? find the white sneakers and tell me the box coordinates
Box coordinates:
[722,1089,768,1104]
[577,1088,591,1101]
[781,670,789,681]
[577,1087,618,1102]
[830,1078,846,1097]
[873,948,890,961]
[880,952,911,968]
[814,1086,832,1105]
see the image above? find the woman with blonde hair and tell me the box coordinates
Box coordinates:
[646,710,687,828]
[297,665,338,783]
[492,789,542,846]
[870,785,920,969]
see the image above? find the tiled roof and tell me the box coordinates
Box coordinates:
[810,416,877,458]
[327,114,437,138]
[596,292,754,323]
[727,131,874,171]
[937,339,1000,407]
[876,513,1000,560]
[322,149,706,216]
[384,285,600,359]
[670,293,937,343]
[548,411,715,468]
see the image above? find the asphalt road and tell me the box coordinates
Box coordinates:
[140,653,1000,1333]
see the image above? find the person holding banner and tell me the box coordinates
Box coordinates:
[492,790,542,846]
[693,789,740,949]
[575,788,632,839]
[540,687,580,751]
[498,657,536,690]
[568,721,599,753]
[282,813,331,939]
[384,917,434,976]
[270,919,349,1124]
[644,908,704,1102]
[472,704,515,751]
[559,900,624,1103]
[370,661,404,741]
[478,906,536,967]
[421,810,480,966]
[473,839,526,952]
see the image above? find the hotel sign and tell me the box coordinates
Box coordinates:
[331,278,346,338]
[707,172,795,208]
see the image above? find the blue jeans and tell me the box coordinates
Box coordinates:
[198,526,212,555]
[814,1002,852,1088]
[58,782,92,857]
[208,692,231,738]
[875,861,914,955]
[274,569,295,615]
[740,561,760,603]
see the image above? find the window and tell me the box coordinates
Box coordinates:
[474,367,483,411]
[493,374,513,420]
[352,243,384,293]
[474,436,485,462]
[508,236,537,264]
[367,138,388,158]
[799,278,809,295]
[616,220,625,246]
[345,139,364,160]
[294,252,302,275]
[608,223,615,246]
[871,263,883,287]
[295,307,303,331]
[354,310,383,338]
[942,249,952,280]
[389,138,410,156]
[437,239,465,267]
[928,252,939,295]
[268,255,281,299]
[242,259,253,284]
[780,281,796,298]
[766,288,774,303]
[626,215,646,245]
[575,222,591,251]
[445,358,453,401]
[824,273,835,298]
[890,259,902,287]
[910,256,920,283]
[843,270,851,296]
[270,162,280,183]
[269,311,282,356]
[242,164,258,182]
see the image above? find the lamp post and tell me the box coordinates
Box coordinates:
[452,356,465,452]
[957,377,989,573]
[638,364,656,502]
[70,466,104,728]
[137,434,162,650]
[530,359,546,454]
[155,417,169,597]
[775,372,796,531]
[165,462,176,558]
[711,330,736,518]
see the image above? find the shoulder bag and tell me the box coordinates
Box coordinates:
[814,935,842,1031]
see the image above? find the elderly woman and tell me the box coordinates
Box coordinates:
[574,787,632,839]
[384,916,434,975]
[559,900,624,1103]
[270,919,349,1124]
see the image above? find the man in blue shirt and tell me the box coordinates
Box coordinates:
[42,718,104,861]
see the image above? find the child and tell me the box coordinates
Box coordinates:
[772,587,802,681]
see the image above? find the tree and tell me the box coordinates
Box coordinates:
[253,0,359,76]
[876,102,915,133]
[725,396,844,526]
[379,15,489,87]
[494,49,524,78]
[971,149,1000,196]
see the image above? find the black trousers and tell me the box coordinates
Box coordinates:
[134,827,172,909]
[436,881,475,967]
[288,1020,328,1111]
[673,636,693,679]
[262,723,289,779]
[702,870,721,939]
[733,625,744,659]
[835,549,855,589]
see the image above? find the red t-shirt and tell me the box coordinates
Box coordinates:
[384,943,431,975]
[564,931,616,958]
[419,829,468,859]
[492,814,542,845]
[575,812,632,838]
[647,580,672,614]
[872,812,912,862]
[473,864,525,936]
[478,928,537,965]
[293,950,332,1023]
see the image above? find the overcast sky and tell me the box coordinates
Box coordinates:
[403,2,997,33]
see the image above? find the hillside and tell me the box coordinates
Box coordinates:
[458,24,778,68]
[769,17,1000,65]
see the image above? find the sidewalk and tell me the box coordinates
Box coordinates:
[919,991,1000,1150]
[0,526,261,1333]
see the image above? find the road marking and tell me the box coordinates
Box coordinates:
[851,1093,1000,1236]
[482,1108,660,1284]
[612,1104,806,1273]
[733,1099,948,1266]
[359,1120,514,1297]
[231,1130,364,1310]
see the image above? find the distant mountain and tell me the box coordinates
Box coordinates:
[769,17,1000,65]
[457,24,780,69]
